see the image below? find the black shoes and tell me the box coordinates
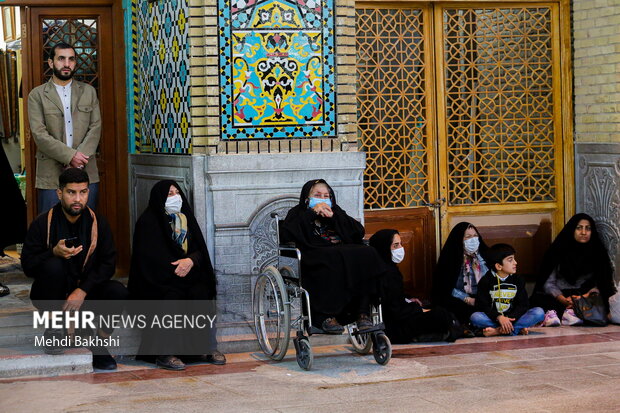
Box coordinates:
[201,350,226,365]
[89,342,118,370]
[156,355,186,371]
[356,314,373,331]
[321,317,344,334]
[43,328,66,355]
[0,282,9,297]
[92,347,117,370]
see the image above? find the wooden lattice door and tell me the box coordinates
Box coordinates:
[357,1,572,297]
[357,4,437,299]
[435,4,569,236]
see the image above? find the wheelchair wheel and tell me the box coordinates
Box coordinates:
[373,333,392,365]
[347,323,372,354]
[253,266,291,361]
[295,337,313,370]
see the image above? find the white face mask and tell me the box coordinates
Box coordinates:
[391,247,405,263]
[165,194,183,214]
[463,236,480,255]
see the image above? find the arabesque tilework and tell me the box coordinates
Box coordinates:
[133,0,192,153]
[218,0,337,140]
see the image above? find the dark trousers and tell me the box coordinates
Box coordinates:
[30,256,128,333]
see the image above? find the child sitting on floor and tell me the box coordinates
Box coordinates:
[471,243,545,337]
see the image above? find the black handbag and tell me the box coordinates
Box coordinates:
[571,292,608,326]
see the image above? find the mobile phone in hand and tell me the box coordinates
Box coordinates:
[64,237,79,248]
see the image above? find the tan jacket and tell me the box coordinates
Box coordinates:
[28,78,101,189]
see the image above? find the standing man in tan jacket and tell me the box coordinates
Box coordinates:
[28,42,101,213]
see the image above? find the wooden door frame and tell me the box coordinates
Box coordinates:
[11,0,129,274]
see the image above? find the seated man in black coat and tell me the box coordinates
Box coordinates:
[21,168,128,370]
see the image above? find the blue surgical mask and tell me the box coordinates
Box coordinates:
[308,197,332,209]
[463,237,480,255]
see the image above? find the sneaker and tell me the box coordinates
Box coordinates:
[561,309,583,326]
[356,314,373,332]
[543,310,561,327]
[321,317,344,334]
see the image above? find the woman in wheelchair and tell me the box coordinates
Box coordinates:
[281,179,388,334]
[369,229,465,343]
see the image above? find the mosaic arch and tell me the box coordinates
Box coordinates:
[218,0,337,139]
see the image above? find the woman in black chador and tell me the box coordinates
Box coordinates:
[0,143,26,296]
[530,213,616,322]
[369,229,464,343]
[129,180,225,370]
[431,222,490,324]
[281,179,387,334]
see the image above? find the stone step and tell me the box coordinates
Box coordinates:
[0,345,92,378]
[0,323,351,355]
[0,281,352,377]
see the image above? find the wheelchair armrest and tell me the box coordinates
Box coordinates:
[278,244,301,260]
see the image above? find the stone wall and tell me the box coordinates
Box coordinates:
[575,144,620,276]
[573,0,620,144]
[573,0,620,279]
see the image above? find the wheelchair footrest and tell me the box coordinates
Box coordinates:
[308,325,328,335]
[350,322,385,335]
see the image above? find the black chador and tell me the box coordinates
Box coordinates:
[129,180,217,357]
[0,143,25,253]
[530,213,616,314]
[369,229,462,343]
[281,179,387,326]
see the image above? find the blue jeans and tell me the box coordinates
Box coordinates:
[38,183,99,214]
[470,307,545,335]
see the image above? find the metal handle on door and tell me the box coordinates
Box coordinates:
[423,197,445,209]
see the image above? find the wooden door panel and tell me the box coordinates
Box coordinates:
[364,208,435,299]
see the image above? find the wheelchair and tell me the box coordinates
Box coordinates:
[252,212,392,370]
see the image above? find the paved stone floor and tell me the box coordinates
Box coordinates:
[1,325,620,412]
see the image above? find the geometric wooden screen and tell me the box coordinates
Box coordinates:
[442,7,556,205]
[357,7,431,209]
[41,18,99,91]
